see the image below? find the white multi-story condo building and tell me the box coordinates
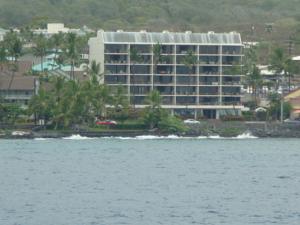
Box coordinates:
[89,30,244,119]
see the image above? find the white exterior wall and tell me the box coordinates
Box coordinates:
[47,23,69,34]
[88,31,105,84]
[88,30,244,117]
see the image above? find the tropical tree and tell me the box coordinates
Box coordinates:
[243,46,258,74]
[4,31,22,62]
[153,42,162,75]
[64,33,80,80]
[269,47,299,92]
[89,60,102,83]
[0,41,7,71]
[3,31,22,91]
[50,32,64,70]
[129,46,142,107]
[3,103,24,124]
[267,92,291,121]
[33,34,48,73]
[245,65,263,106]
[92,84,111,118]
[142,90,165,129]
[28,88,54,125]
[111,85,129,123]
[182,49,197,107]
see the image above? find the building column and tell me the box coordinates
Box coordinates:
[171,109,175,116]
[194,109,198,119]
[216,110,220,120]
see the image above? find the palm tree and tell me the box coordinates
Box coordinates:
[182,50,197,109]
[64,33,80,80]
[143,90,164,129]
[129,46,142,108]
[50,32,64,70]
[33,34,48,73]
[4,31,22,63]
[3,31,22,92]
[92,84,111,118]
[153,42,162,76]
[28,88,53,125]
[145,89,162,109]
[243,46,258,74]
[245,65,263,106]
[285,58,299,91]
[0,41,7,71]
[89,60,101,84]
[269,47,299,92]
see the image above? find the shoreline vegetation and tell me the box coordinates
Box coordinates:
[1,121,300,139]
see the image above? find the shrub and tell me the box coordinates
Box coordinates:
[158,116,188,133]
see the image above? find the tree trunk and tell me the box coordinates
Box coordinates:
[41,56,44,72]
[288,73,291,92]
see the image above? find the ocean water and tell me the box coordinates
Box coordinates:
[1,137,300,225]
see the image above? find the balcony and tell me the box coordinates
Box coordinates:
[105,76,127,84]
[105,44,128,54]
[130,76,151,85]
[199,82,219,86]
[199,46,219,55]
[156,86,174,95]
[222,46,242,55]
[176,96,197,105]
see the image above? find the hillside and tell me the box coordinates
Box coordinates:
[0,0,299,30]
[1,0,300,53]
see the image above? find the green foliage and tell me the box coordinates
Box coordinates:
[269,47,300,90]
[158,115,187,133]
[142,90,164,129]
[267,93,292,120]
[245,65,263,106]
[27,63,117,129]
[3,31,22,61]
[182,50,197,73]
[0,0,299,31]
[218,127,242,137]
[142,90,186,133]
[0,41,7,70]
[32,34,48,72]
[0,101,24,124]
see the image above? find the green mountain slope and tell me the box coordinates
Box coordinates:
[0,0,299,36]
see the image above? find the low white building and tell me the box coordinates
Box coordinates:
[47,23,69,34]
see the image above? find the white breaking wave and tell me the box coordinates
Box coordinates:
[129,135,184,140]
[34,138,52,141]
[63,134,96,140]
[55,132,258,140]
[236,132,258,139]
[107,135,189,140]
[201,132,258,140]
[208,135,222,139]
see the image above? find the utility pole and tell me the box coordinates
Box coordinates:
[280,96,284,123]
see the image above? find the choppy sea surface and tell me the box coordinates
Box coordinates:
[1,136,300,225]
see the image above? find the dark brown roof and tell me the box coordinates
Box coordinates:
[0,60,33,76]
[0,76,36,91]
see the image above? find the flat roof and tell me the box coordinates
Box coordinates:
[98,31,242,45]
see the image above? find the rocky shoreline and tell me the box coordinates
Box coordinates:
[1,121,300,139]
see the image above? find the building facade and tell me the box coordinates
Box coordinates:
[89,30,244,119]
[0,76,39,106]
